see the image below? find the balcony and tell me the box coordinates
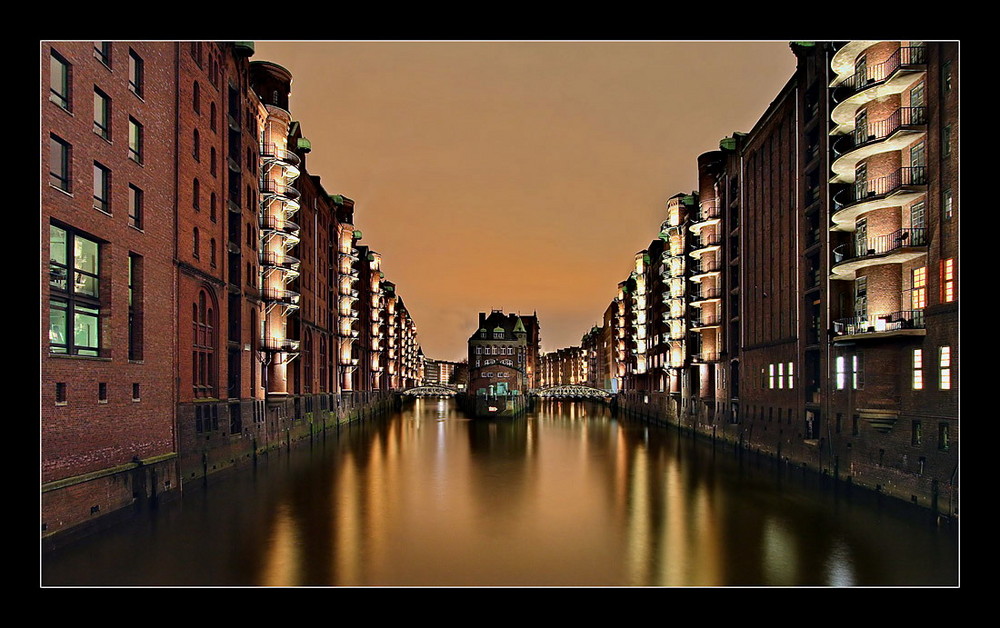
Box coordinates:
[691,352,721,363]
[691,315,721,331]
[831,45,927,129]
[831,107,926,181]
[689,259,722,282]
[832,310,926,342]
[261,336,300,353]
[831,166,927,229]
[831,227,928,279]
[262,287,300,313]
[690,286,722,305]
[259,178,300,201]
[691,203,721,225]
[689,233,722,258]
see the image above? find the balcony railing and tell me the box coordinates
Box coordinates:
[262,286,300,305]
[259,178,301,200]
[692,315,721,328]
[690,260,722,275]
[261,336,300,352]
[692,352,721,363]
[691,286,723,301]
[832,309,925,337]
[833,227,927,263]
[833,45,927,102]
[260,252,301,270]
[834,107,927,157]
[260,143,302,167]
[834,166,927,210]
[692,203,721,222]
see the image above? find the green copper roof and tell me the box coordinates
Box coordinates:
[720,136,737,151]
[682,194,696,206]
[494,325,505,333]
[513,317,526,333]
[353,230,362,239]
[791,41,816,47]
[330,194,344,204]
[234,41,255,56]
[297,137,312,152]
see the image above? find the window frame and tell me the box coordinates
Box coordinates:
[128,184,143,230]
[128,117,144,164]
[92,162,111,214]
[93,87,111,140]
[49,134,72,193]
[94,41,112,67]
[49,50,71,111]
[128,48,144,98]
[48,224,103,357]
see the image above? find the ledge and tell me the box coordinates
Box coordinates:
[42,452,177,493]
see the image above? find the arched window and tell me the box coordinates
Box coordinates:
[193,227,200,258]
[210,147,216,176]
[210,102,217,132]
[193,288,216,398]
[193,178,200,210]
[193,129,200,160]
[210,192,217,222]
[193,81,200,113]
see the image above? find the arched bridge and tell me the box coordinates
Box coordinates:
[531,385,614,399]
[401,385,460,397]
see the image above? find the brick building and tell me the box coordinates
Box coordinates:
[42,41,422,541]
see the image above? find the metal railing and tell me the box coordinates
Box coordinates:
[835,107,927,156]
[261,336,300,352]
[835,166,927,209]
[259,178,301,200]
[690,259,722,275]
[262,287,300,304]
[260,252,300,270]
[832,309,925,337]
[691,286,723,301]
[260,143,302,167]
[834,46,927,101]
[834,227,927,263]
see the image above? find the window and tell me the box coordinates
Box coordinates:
[193,129,200,161]
[191,41,202,67]
[210,238,216,267]
[910,201,925,231]
[128,184,143,229]
[49,224,102,356]
[913,349,924,389]
[94,41,111,67]
[56,382,68,406]
[193,228,200,258]
[912,420,922,446]
[193,178,200,210]
[128,117,143,163]
[128,253,143,360]
[909,81,925,109]
[210,147,217,176]
[99,382,108,403]
[942,125,951,158]
[93,162,110,213]
[132,383,141,402]
[210,102,217,132]
[210,193,217,222]
[938,423,950,451]
[128,48,144,97]
[93,88,110,140]
[193,289,216,397]
[836,357,846,390]
[943,189,953,221]
[910,140,926,170]
[941,258,955,302]
[855,276,868,319]
[851,354,863,390]
[777,363,783,389]
[49,50,71,110]
[193,81,201,114]
[787,362,794,389]
[942,61,952,93]
[49,135,71,192]
[939,346,952,390]
[912,267,927,309]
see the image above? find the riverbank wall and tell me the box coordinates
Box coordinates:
[615,391,957,521]
[41,391,399,550]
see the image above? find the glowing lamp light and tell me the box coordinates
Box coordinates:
[875,317,887,332]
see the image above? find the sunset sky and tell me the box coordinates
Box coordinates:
[252,41,798,362]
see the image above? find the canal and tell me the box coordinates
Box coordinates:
[42,398,958,586]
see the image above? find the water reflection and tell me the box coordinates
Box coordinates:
[42,398,957,587]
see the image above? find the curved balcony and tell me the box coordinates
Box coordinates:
[262,286,300,310]
[690,286,723,306]
[832,310,926,342]
[831,166,927,229]
[691,352,722,363]
[831,107,927,181]
[830,41,881,82]
[261,336,300,353]
[831,228,927,279]
[260,252,301,283]
[661,258,686,278]
[690,202,721,226]
[831,45,926,129]
[689,259,722,282]
[689,233,722,258]
[691,315,721,331]
[259,178,301,201]
[260,143,301,179]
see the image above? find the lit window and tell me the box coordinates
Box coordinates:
[93,162,110,213]
[836,357,846,390]
[941,258,955,302]
[94,88,110,140]
[788,362,794,388]
[128,48,144,97]
[769,363,775,389]
[943,189,953,221]
[911,267,926,309]
[913,349,923,390]
[128,117,143,163]
[49,50,71,110]
[852,354,863,390]
[777,362,784,389]
[49,135,71,192]
[939,346,951,390]
[49,224,102,356]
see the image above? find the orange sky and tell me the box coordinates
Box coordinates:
[253,41,798,362]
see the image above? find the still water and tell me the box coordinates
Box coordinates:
[42,398,958,587]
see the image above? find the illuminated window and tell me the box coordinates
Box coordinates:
[913,349,923,389]
[941,258,955,302]
[836,357,846,390]
[49,50,71,110]
[911,267,926,309]
[788,362,794,389]
[852,354,863,390]
[769,363,775,389]
[943,189,953,221]
[49,224,102,356]
[777,363,784,389]
[939,346,951,390]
